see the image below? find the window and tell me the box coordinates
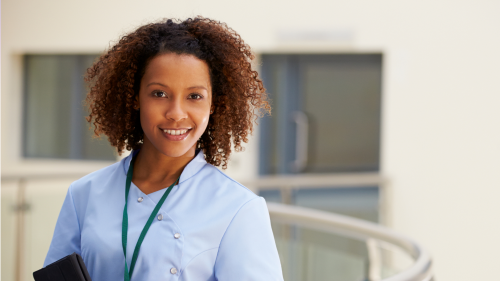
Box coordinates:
[23,55,116,160]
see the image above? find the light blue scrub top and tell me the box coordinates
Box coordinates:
[44,150,284,281]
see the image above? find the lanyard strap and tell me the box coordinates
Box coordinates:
[122,155,179,281]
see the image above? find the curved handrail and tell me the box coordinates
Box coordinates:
[267,202,433,281]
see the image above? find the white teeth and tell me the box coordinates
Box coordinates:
[163,129,189,135]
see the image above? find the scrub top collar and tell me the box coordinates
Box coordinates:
[122,148,207,185]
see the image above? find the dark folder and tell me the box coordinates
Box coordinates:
[33,253,92,281]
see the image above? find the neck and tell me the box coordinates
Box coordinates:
[132,140,196,195]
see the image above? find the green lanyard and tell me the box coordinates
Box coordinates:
[122,155,180,281]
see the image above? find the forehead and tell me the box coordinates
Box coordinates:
[142,53,211,89]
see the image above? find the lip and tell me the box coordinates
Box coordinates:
[160,127,192,130]
[159,128,192,141]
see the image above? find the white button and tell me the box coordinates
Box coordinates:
[137,197,143,202]
[174,233,181,239]
[170,267,177,274]
[157,214,163,221]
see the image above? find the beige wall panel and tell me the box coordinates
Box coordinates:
[2,182,19,281]
[22,179,74,280]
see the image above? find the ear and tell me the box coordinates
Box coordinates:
[210,105,215,114]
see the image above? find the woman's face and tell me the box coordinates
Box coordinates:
[137,53,212,158]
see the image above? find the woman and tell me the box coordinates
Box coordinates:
[44,17,283,281]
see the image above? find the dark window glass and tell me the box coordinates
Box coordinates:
[259,187,379,222]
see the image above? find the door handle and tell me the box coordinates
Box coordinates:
[290,111,308,173]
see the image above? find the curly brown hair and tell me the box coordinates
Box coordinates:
[85,17,270,169]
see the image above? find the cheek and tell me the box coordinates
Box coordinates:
[139,104,162,129]
[193,109,211,132]
[201,114,210,126]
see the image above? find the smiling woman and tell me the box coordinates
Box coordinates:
[42,17,283,281]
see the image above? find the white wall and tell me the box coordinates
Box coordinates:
[3,0,500,280]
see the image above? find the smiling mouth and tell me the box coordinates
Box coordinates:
[162,129,190,135]
[159,128,193,141]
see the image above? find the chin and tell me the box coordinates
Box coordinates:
[155,142,197,158]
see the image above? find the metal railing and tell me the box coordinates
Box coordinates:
[245,173,432,280]
[268,202,433,281]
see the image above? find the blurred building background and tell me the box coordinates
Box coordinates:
[2,0,500,280]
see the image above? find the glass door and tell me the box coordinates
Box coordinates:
[258,54,383,222]
[259,54,382,175]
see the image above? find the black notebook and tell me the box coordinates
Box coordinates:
[33,253,92,281]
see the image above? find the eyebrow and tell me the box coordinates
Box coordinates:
[146,82,168,88]
[146,82,207,91]
[187,86,208,91]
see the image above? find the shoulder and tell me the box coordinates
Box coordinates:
[68,158,125,197]
[197,163,259,201]
[204,164,255,193]
[178,162,263,219]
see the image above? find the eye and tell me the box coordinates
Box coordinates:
[188,93,203,100]
[153,90,167,98]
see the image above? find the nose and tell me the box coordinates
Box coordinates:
[165,98,187,122]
